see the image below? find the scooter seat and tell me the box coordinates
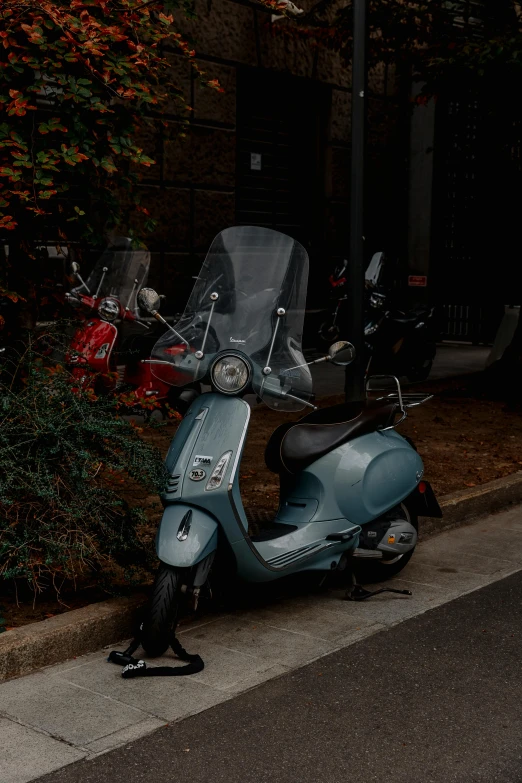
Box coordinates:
[265,400,399,475]
[391,313,419,325]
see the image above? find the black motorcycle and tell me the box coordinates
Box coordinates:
[318,252,438,382]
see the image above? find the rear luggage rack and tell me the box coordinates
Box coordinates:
[376,392,433,408]
[366,375,433,429]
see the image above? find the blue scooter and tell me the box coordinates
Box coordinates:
[135,226,442,657]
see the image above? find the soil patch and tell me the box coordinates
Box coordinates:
[0,583,145,631]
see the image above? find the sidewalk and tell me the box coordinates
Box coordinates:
[40,562,522,783]
[2,505,522,783]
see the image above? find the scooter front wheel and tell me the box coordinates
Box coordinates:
[141,562,184,657]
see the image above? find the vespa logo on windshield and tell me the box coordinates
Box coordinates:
[230,337,246,344]
[280,368,300,380]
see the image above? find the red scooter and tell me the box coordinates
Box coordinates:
[65,238,198,414]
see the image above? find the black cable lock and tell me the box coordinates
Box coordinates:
[108,630,204,678]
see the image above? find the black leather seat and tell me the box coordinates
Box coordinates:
[265,400,399,475]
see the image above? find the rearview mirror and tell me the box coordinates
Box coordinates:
[137,287,161,313]
[71,261,80,275]
[328,340,356,366]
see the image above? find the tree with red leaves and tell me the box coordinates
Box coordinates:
[0,0,224,245]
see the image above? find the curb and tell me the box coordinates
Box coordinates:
[3,471,522,682]
[0,594,146,682]
[420,471,522,540]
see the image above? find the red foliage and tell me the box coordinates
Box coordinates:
[0,0,222,237]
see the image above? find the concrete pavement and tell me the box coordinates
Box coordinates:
[38,566,522,783]
[2,504,522,782]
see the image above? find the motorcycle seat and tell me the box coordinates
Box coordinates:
[391,306,433,325]
[390,312,419,325]
[265,400,399,475]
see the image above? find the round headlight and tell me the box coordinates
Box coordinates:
[98,297,120,322]
[211,355,250,394]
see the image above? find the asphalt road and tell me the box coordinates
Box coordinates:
[37,569,522,783]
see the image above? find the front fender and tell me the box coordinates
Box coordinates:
[157,504,218,568]
[68,318,118,372]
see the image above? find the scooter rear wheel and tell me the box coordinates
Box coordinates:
[141,562,183,658]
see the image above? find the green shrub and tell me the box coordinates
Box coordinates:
[0,339,166,593]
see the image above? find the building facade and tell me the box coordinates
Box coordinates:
[135,0,410,315]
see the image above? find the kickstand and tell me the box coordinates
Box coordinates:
[342,551,412,602]
[344,584,413,601]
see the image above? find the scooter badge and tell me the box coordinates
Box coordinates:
[189,468,206,481]
[95,342,110,360]
[193,455,212,467]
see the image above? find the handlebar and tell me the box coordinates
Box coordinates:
[66,291,144,325]
[66,291,95,309]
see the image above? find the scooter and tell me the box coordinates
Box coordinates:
[65,237,198,413]
[364,253,438,382]
[319,253,438,382]
[318,258,349,346]
[129,226,442,659]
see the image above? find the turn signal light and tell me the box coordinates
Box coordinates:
[205,451,233,491]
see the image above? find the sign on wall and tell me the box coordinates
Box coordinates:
[250,152,262,171]
[408,275,428,287]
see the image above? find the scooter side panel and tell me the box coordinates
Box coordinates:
[157,504,218,567]
[291,429,424,525]
[359,433,423,518]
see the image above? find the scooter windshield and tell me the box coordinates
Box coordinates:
[150,226,312,412]
[74,237,150,313]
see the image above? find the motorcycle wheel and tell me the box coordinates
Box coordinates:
[141,562,184,657]
[406,359,433,383]
[318,321,340,345]
[354,502,418,583]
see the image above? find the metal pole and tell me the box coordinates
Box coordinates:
[345,0,367,402]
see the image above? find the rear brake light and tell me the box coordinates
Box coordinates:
[418,481,427,494]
